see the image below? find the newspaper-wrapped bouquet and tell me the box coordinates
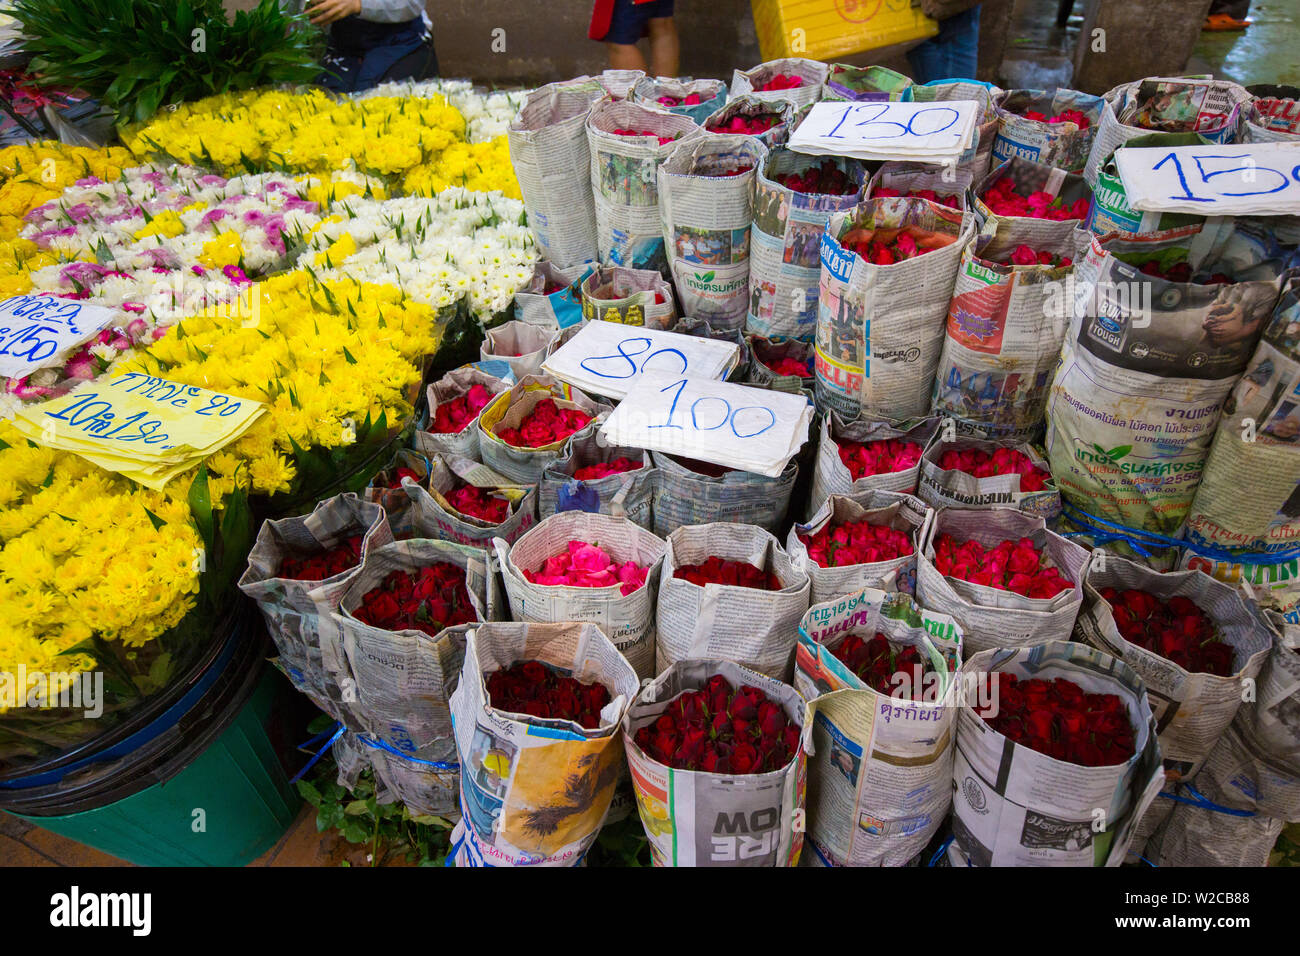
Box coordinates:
[650,449,799,537]
[917,436,1061,519]
[579,263,677,329]
[481,320,560,381]
[538,431,655,529]
[478,374,612,483]
[809,414,939,516]
[513,259,594,330]
[991,88,1104,173]
[415,366,510,462]
[630,76,727,124]
[404,454,536,548]
[730,57,828,109]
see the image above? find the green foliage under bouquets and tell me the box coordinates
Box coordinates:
[13,0,322,124]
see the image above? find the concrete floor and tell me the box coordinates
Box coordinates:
[1189,0,1300,87]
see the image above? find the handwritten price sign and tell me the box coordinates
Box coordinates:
[1114,143,1300,216]
[0,294,118,379]
[787,100,980,163]
[598,372,813,477]
[542,320,740,400]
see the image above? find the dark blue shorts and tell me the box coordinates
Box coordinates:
[605,0,675,44]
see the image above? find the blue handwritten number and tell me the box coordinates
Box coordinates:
[1153,152,1212,203]
[729,406,775,439]
[690,396,730,431]
[1193,155,1289,198]
[649,378,686,429]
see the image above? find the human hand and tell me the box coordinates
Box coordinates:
[305,0,361,26]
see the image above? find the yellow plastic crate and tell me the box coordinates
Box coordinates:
[751,0,938,63]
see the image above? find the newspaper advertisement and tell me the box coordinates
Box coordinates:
[478,374,613,483]
[334,541,490,756]
[238,494,393,725]
[991,88,1104,173]
[657,134,767,330]
[622,658,809,867]
[629,76,727,124]
[931,221,1086,441]
[1180,277,1300,617]
[815,197,974,421]
[408,453,536,548]
[950,641,1164,867]
[538,432,655,529]
[787,489,933,603]
[917,437,1062,518]
[656,522,811,680]
[650,449,799,537]
[911,79,1002,181]
[809,413,940,517]
[449,621,639,867]
[747,148,865,341]
[579,263,677,329]
[494,511,667,679]
[730,57,827,109]
[915,508,1089,655]
[821,64,913,103]
[1082,77,1252,186]
[795,587,962,867]
[1243,88,1300,143]
[414,365,510,462]
[481,320,560,381]
[508,80,604,268]
[1043,227,1285,536]
[586,98,703,274]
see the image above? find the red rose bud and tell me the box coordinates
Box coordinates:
[353,563,477,638]
[674,555,784,590]
[1097,587,1235,676]
[1008,243,1071,268]
[432,383,495,434]
[979,177,1089,221]
[495,398,593,448]
[573,457,642,480]
[933,533,1073,598]
[278,535,364,581]
[835,437,923,481]
[446,484,511,524]
[977,673,1134,766]
[487,659,612,730]
[831,632,941,699]
[937,445,1051,492]
[756,73,804,92]
[798,518,914,569]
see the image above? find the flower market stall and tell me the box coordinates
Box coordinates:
[1,0,1299,874]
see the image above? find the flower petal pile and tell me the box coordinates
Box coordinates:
[522,540,649,596]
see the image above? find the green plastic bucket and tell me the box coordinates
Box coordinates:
[6,648,302,867]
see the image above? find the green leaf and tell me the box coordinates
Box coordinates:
[187,465,215,555]
[143,507,167,531]
[296,780,323,807]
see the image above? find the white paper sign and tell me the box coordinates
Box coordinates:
[1114,143,1300,216]
[787,100,979,163]
[598,372,813,478]
[0,294,119,379]
[542,320,741,400]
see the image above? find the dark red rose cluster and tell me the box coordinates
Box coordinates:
[353,563,476,637]
[674,556,783,590]
[836,436,923,480]
[1136,260,1232,285]
[632,675,800,774]
[1099,587,1234,676]
[798,519,913,568]
[841,228,935,265]
[487,660,611,729]
[832,632,937,698]
[706,113,783,135]
[774,159,855,195]
[981,177,1089,221]
[279,535,363,581]
[933,533,1073,599]
[446,483,511,524]
[975,673,1136,767]
[495,398,592,448]
[432,383,495,434]
[937,446,1050,492]
[573,457,642,480]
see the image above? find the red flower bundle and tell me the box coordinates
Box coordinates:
[446,484,511,524]
[836,437,923,481]
[756,73,804,92]
[522,540,649,596]
[431,383,495,434]
[674,556,782,590]
[573,457,642,480]
[874,186,960,208]
[798,519,913,568]
[933,533,1073,599]
[1009,244,1072,268]
[1020,107,1091,130]
[981,177,1089,221]
[495,398,592,448]
[353,563,477,637]
[632,674,800,774]
[279,535,363,581]
[774,159,855,195]
[381,467,420,489]
[832,633,937,699]
[937,446,1050,492]
[761,354,814,377]
[1099,588,1234,676]
[610,127,679,146]
[541,279,568,295]
[487,660,611,730]
[1136,260,1232,285]
[975,673,1136,767]
[706,113,783,136]
[840,228,935,265]
[657,92,703,107]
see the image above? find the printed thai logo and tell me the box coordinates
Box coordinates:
[685,270,745,296]
[962,776,988,813]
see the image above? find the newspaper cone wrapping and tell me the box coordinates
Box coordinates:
[702,95,799,149]
[623,658,809,867]
[494,511,667,679]
[747,148,866,341]
[730,58,828,109]
[796,587,962,866]
[414,366,510,462]
[481,320,560,381]
[657,134,767,330]
[630,76,727,124]
[449,621,639,867]
[508,80,603,268]
[650,450,798,537]
[745,333,815,393]
[238,494,393,724]
[401,454,536,548]
[477,374,613,483]
[815,197,975,421]
[787,490,933,603]
[363,448,429,540]
[656,522,810,680]
[917,437,1062,519]
[915,507,1089,656]
[538,431,655,529]
[579,263,677,329]
[866,161,974,211]
[990,88,1104,173]
[949,640,1164,866]
[514,260,595,330]
[809,413,939,518]
[972,155,1093,242]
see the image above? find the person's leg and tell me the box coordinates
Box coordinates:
[607,42,648,71]
[647,16,679,78]
[382,38,439,84]
[907,6,981,85]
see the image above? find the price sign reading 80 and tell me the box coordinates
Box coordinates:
[579,336,688,380]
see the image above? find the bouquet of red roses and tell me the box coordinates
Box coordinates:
[797,519,913,569]
[432,383,496,435]
[278,536,364,582]
[839,227,938,265]
[351,562,478,638]
[1098,588,1234,676]
[832,632,941,700]
[980,176,1089,221]
[1009,244,1072,268]
[445,483,513,525]
[933,533,1073,599]
[486,659,612,730]
[837,437,923,481]
[935,445,1051,492]
[674,556,783,591]
[974,672,1135,766]
[1018,107,1091,129]
[773,159,857,196]
[874,186,961,208]
[573,457,642,480]
[495,397,591,449]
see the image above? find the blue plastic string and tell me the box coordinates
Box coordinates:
[354,733,460,771]
[1061,501,1300,566]
[289,721,345,784]
[927,835,955,867]
[1157,783,1256,818]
